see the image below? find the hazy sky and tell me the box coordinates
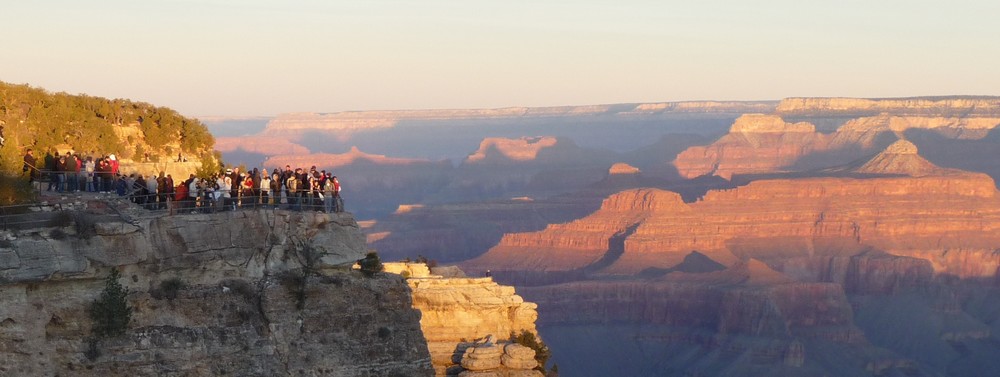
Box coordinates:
[3,0,999,116]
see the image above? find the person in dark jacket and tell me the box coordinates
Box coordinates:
[23,149,38,183]
[45,151,57,191]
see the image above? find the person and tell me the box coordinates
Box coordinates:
[55,155,67,193]
[109,154,119,176]
[145,173,158,210]
[23,149,38,183]
[242,174,254,208]
[281,165,293,206]
[46,151,58,192]
[69,153,81,192]
[331,176,343,213]
[188,176,200,210]
[323,173,335,213]
[220,171,233,210]
[260,172,271,207]
[157,172,169,210]
[84,156,96,192]
[163,174,175,212]
[285,170,300,211]
[269,172,280,208]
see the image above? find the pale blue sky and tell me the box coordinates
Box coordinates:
[3,0,998,116]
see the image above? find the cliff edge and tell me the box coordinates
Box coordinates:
[0,202,433,376]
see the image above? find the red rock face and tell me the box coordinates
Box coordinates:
[468,172,1000,281]
[673,114,829,179]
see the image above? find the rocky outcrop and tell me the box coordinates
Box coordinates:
[607,163,640,175]
[851,139,955,176]
[457,341,543,377]
[465,137,560,163]
[384,263,539,376]
[673,114,828,179]
[0,204,432,376]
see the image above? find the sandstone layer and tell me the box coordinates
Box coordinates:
[0,201,432,376]
[383,263,539,376]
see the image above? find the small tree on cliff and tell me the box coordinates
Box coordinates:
[510,330,551,373]
[358,251,384,277]
[90,268,133,338]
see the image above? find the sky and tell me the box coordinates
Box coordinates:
[3,0,1000,116]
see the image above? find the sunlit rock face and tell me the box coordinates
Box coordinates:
[674,114,827,179]
[385,263,539,376]
[0,206,433,376]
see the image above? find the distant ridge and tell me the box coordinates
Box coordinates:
[262,101,778,133]
[776,96,1000,116]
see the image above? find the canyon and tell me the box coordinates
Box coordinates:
[200,96,1000,375]
[333,97,1000,376]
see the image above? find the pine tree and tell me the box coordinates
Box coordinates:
[89,269,133,338]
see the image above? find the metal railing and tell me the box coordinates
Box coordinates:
[0,189,346,231]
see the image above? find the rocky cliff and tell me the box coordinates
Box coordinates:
[384,263,539,376]
[0,200,433,376]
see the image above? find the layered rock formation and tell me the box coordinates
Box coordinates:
[674,114,828,179]
[458,341,543,377]
[674,109,1000,180]
[775,96,1000,116]
[0,201,432,376]
[384,263,539,376]
[471,141,1000,282]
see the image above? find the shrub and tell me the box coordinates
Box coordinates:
[510,330,551,373]
[358,252,384,277]
[159,277,186,300]
[276,270,307,310]
[90,269,132,338]
[48,211,74,228]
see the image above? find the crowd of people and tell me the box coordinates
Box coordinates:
[21,149,344,214]
[21,149,123,193]
[173,165,343,213]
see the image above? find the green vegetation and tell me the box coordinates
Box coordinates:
[90,269,133,338]
[358,252,384,277]
[510,330,551,374]
[0,81,217,176]
[0,174,35,206]
[158,277,187,300]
